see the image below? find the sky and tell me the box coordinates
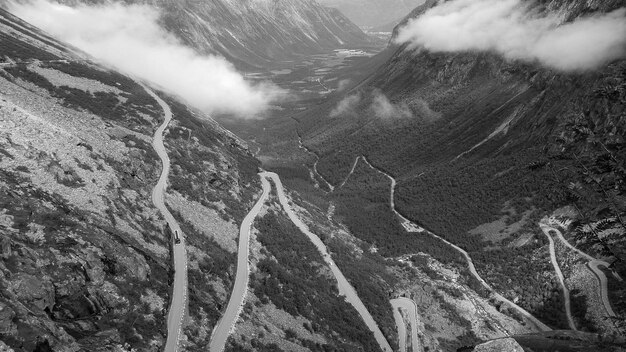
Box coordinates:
[8,0,282,118]
[395,0,626,71]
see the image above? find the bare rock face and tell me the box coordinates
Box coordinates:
[474,338,525,352]
[0,340,16,352]
[0,237,10,260]
[9,274,55,312]
[83,255,106,285]
[0,302,17,336]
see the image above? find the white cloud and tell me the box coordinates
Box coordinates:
[330,93,361,117]
[370,89,412,119]
[329,90,414,119]
[8,0,283,117]
[395,0,626,71]
[411,97,440,121]
[336,79,352,92]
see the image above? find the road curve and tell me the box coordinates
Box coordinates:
[361,157,424,232]
[587,261,617,317]
[543,222,618,318]
[420,226,551,331]
[361,157,551,332]
[337,156,360,189]
[209,176,272,352]
[538,225,576,330]
[390,298,423,352]
[143,84,188,352]
[297,137,334,192]
[263,171,394,352]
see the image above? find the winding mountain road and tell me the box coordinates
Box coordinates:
[209,171,392,352]
[209,176,271,352]
[390,298,423,352]
[358,156,551,332]
[417,226,551,331]
[143,84,188,352]
[297,137,334,192]
[538,224,576,330]
[542,221,618,318]
[325,154,615,333]
[337,156,360,189]
[264,171,393,352]
[361,157,424,232]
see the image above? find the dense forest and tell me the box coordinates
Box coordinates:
[332,160,466,265]
[309,152,580,329]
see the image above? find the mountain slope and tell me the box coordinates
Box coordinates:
[0,7,263,351]
[316,0,424,27]
[295,0,626,334]
[51,0,374,68]
[159,0,374,67]
[0,6,401,351]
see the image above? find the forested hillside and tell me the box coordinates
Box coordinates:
[293,0,626,333]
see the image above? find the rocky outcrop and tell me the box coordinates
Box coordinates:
[0,340,16,352]
[0,302,17,336]
[8,274,55,312]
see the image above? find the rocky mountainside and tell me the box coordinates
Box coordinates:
[159,0,375,67]
[0,4,401,352]
[295,0,626,336]
[0,7,265,351]
[52,0,374,68]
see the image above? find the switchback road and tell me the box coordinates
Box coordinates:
[209,176,271,352]
[264,171,393,352]
[210,172,392,352]
[542,220,619,318]
[144,84,188,352]
[539,224,576,330]
[360,156,551,332]
[390,298,423,352]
